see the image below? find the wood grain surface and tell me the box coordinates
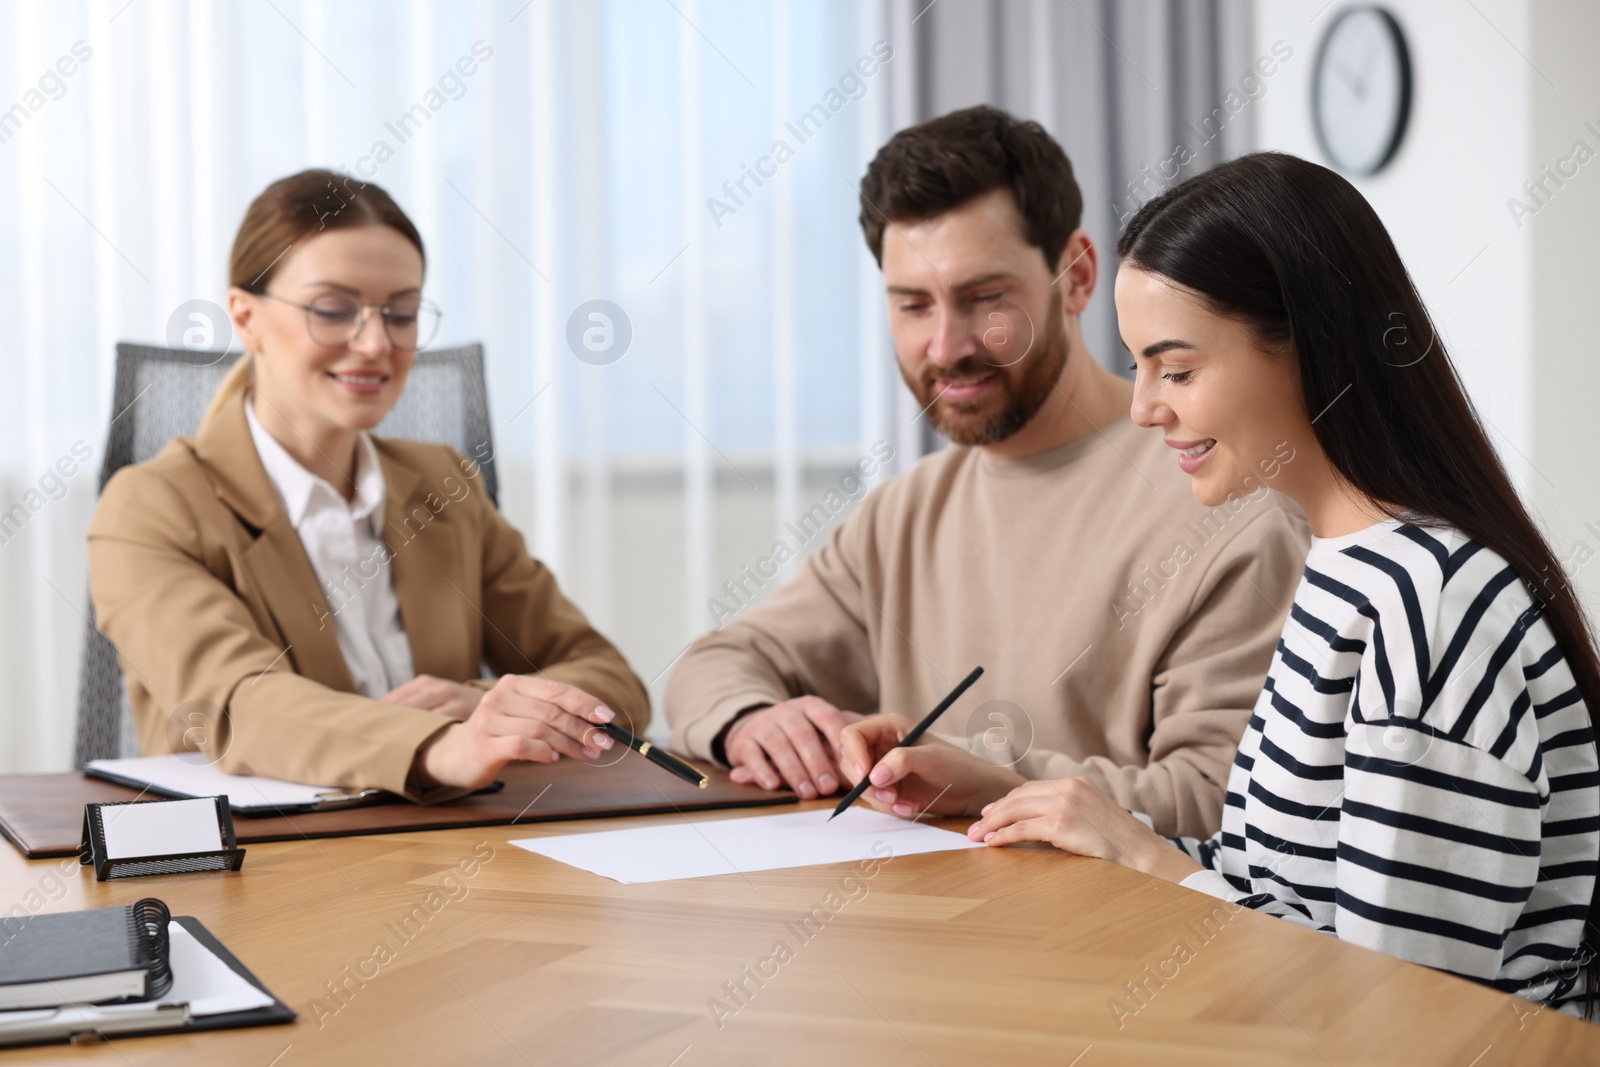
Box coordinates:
[0,801,1594,1066]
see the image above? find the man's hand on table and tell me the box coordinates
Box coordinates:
[721,697,863,799]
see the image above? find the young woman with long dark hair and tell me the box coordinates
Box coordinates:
[964,152,1600,1019]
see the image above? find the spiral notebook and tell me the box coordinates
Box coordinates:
[0,898,172,1010]
[0,906,294,1048]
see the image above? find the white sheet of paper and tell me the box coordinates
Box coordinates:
[87,754,342,811]
[98,797,222,860]
[511,807,983,884]
[97,923,274,1018]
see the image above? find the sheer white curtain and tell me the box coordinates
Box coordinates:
[0,0,908,771]
[0,0,1257,773]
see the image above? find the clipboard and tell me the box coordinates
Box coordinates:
[84,755,503,816]
[0,916,294,1048]
[1,757,794,859]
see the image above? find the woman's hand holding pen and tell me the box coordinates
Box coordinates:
[838,713,1026,818]
[411,675,618,791]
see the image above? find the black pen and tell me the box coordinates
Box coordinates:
[600,721,709,789]
[830,665,984,821]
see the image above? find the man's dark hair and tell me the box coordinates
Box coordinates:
[858,105,1083,271]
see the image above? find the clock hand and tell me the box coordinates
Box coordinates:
[1350,38,1381,98]
[1358,37,1380,79]
[1334,64,1367,99]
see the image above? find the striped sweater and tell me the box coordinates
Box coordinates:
[1172,518,1599,1013]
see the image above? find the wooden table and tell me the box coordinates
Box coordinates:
[2,801,1594,1065]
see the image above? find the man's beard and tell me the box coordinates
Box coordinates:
[902,294,1068,447]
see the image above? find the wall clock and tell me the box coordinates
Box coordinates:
[1312,6,1412,176]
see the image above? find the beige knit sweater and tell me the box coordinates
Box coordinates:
[666,417,1310,837]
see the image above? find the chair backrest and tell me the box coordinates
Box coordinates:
[73,342,499,767]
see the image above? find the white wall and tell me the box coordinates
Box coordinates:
[1253,0,1600,621]
[1529,1,1600,623]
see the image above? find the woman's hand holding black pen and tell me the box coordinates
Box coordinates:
[837,713,1026,818]
[829,666,1004,820]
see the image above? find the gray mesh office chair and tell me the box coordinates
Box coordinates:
[72,342,499,767]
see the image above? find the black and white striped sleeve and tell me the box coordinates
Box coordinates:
[1176,725,1546,979]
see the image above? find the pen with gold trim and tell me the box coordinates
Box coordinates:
[600,722,709,789]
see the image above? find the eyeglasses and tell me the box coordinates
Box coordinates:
[258,291,442,352]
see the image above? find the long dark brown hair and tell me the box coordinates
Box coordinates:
[1119,150,1600,1018]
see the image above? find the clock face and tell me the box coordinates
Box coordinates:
[1313,6,1412,176]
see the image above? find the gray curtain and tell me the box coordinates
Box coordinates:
[887,0,1256,453]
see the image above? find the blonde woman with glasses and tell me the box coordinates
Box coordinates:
[88,169,647,801]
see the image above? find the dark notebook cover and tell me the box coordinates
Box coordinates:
[0,915,294,1048]
[0,898,172,1008]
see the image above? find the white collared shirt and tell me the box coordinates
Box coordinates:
[245,396,415,699]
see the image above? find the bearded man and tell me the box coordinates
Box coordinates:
[665,106,1309,837]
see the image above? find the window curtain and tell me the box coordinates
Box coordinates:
[0,0,1253,772]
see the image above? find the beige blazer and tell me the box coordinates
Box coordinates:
[87,391,648,801]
